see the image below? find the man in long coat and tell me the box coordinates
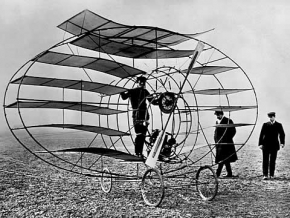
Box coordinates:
[214,111,238,177]
[259,112,285,180]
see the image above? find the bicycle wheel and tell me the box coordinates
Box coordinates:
[141,168,164,207]
[100,167,112,193]
[196,165,218,201]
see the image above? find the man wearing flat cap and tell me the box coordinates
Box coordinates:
[214,110,237,177]
[259,112,285,180]
[120,76,157,159]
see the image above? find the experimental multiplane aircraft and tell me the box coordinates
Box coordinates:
[4,10,258,206]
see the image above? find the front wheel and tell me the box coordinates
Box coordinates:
[141,168,164,207]
[196,165,218,201]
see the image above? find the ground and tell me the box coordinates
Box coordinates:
[0,133,289,218]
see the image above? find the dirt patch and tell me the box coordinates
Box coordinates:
[0,135,289,217]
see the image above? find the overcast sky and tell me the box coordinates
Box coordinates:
[1,0,289,144]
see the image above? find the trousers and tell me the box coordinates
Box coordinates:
[262,149,278,177]
[134,122,147,155]
[216,162,232,177]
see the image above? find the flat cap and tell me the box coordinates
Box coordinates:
[267,112,275,117]
[136,76,147,83]
[214,110,224,115]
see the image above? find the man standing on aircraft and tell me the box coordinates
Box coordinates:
[259,112,285,180]
[120,76,156,158]
[214,111,237,178]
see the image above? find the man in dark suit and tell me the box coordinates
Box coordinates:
[120,76,156,158]
[259,112,285,180]
[214,111,238,177]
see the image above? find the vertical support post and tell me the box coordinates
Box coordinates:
[98,30,101,58]
[81,151,83,174]
[81,80,83,125]
[132,38,135,68]
[155,28,158,69]
[63,88,64,126]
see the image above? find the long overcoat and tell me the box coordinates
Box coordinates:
[214,116,238,163]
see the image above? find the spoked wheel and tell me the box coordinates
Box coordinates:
[141,168,164,207]
[196,165,218,201]
[100,167,112,193]
[158,92,176,114]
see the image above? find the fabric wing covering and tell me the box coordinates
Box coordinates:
[6,100,125,115]
[57,9,212,49]
[47,147,142,162]
[205,106,257,112]
[192,88,252,95]
[26,124,129,136]
[70,33,195,59]
[184,105,257,112]
[183,66,238,75]
[11,76,127,96]
[213,123,254,128]
[32,51,145,78]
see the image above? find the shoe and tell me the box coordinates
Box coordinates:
[263,176,268,180]
[269,176,274,180]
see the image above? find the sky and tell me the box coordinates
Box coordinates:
[1,0,289,144]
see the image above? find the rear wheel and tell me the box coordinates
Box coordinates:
[100,168,112,193]
[196,165,218,201]
[141,168,164,207]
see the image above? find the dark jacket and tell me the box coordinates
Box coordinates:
[258,121,285,151]
[120,87,151,121]
[214,116,238,163]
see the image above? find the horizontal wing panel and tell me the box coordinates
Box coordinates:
[32,51,145,78]
[57,9,210,48]
[213,123,254,128]
[178,105,257,112]
[191,89,251,95]
[41,147,142,162]
[6,100,125,115]
[182,66,238,75]
[204,106,257,112]
[23,124,130,136]
[71,34,195,59]
[11,76,127,96]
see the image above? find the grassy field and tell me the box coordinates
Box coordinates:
[0,133,290,217]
